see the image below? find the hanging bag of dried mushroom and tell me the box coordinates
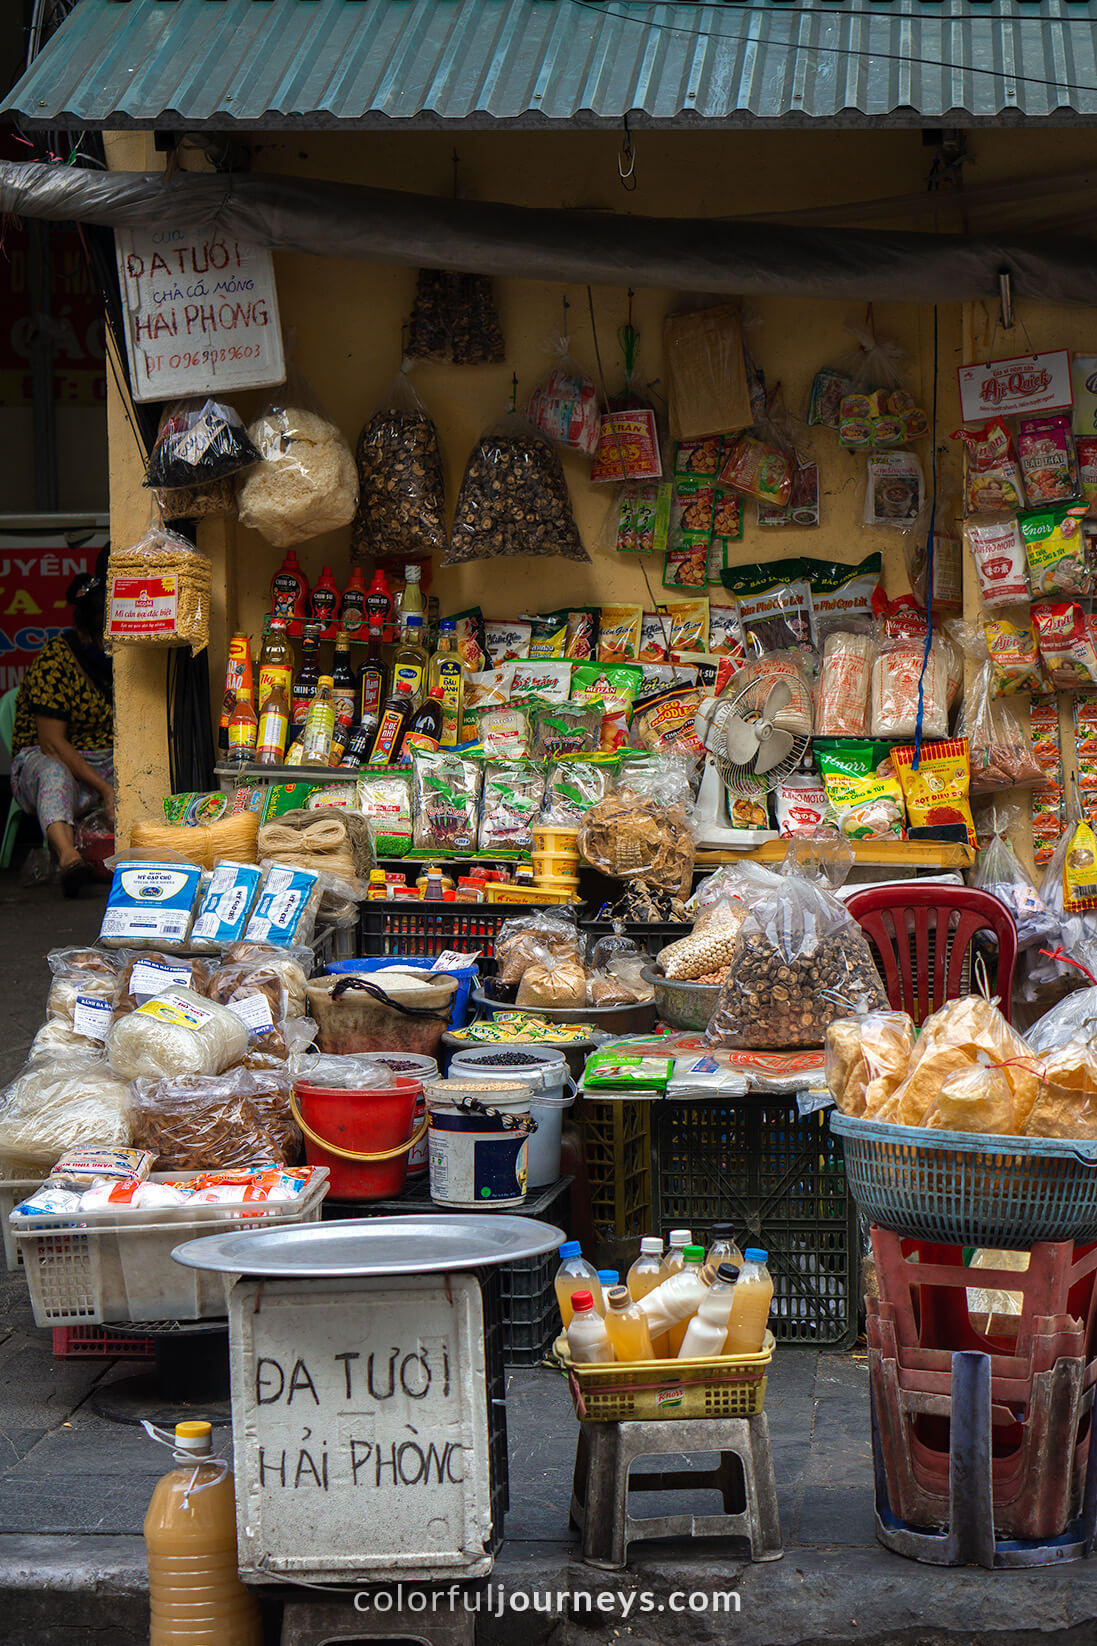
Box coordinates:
[443,412,590,565]
[705,868,886,1051]
[351,365,448,562]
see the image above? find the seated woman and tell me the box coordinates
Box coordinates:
[11,551,114,896]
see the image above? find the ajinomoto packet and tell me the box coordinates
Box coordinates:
[892,737,976,848]
[598,604,643,662]
[1063,818,1097,913]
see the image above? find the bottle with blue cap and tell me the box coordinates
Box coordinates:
[555,1240,603,1327]
[597,1269,619,1291]
[724,1247,773,1356]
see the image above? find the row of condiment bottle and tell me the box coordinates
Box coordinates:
[556,1230,773,1365]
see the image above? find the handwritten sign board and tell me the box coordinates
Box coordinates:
[228,1274,496,1582]
[115,225,284,402]
[957,350,1073,424]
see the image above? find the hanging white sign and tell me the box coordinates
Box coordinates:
[115,224,284,402]
[957,350,1073,424]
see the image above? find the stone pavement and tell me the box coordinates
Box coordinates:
[1,872,1097,1641]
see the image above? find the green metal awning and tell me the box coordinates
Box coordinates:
[5,0,1097,130]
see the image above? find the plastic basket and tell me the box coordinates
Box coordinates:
[326,957,478,1029]
[654,1097,857,1348]
[359,905,539,971]
[830,1112,1097,1248]
[575,1091,656,1242]
[11,1168,329,1327]
[52,1325,155,1360]
[558,1330,775,1422]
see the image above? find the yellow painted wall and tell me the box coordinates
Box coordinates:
[103,123,1097,856]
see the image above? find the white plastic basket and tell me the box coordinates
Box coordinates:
[8,1168,329,1326]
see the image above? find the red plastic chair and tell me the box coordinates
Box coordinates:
[845,884,1018,1026]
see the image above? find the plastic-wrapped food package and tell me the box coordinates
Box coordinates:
[145,397,260,490]
[973,832,1058,952]
[107,528,212,655]
[106,986,248,1081]
[962,664,1045,791]
[705,870,887,1051]
[657,897,748,981]
[816,631,873,738]
[923,1065,1017,1134]
[1020,503,1091,597]
[579,788,695,900]
[870,639,948,740]
[889,997,1039,1132]
[515,944,589,1009]
[237,398,357,548]
[540,758,613,827]
[132,1068,299,1170]
[350,368,448,561]
[29,1020,110,1062]
[965,518,1030,610]
[1031,601,1097,691]
[444,413,589,565]
[189,860,264,952]
[526,335,600,458]
[219,942,312,1018]
[99,860,203,952]
[201,954,297,1059]
[413,750,482,853]
[825,1011,915,1119]
[495,913,582,986]
[114,952,211,1014]
[1025,1044,1097,1140]
[0,1058,133,1171]
[984,614,1048,696]
[242,863,323,948]
[478,762,545,853]
[46,948,118,1041]
[954,419,1025,513]
[1029,987,1097,1053]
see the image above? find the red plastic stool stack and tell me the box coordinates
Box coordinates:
[869,1228,1097,1551]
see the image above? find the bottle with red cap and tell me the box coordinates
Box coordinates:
[566,1292,614,1364]
[340,568,368,640]
[365,568,394,641]
[270,551,309,639]
[310,565,340,640]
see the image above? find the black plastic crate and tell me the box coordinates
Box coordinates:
[652,1097,858,1349]
[323,1177,571,1365]
[580,919,690,961]
[360,903,578,973]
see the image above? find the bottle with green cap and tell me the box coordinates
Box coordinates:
[144,1419,261,1645]
[637,1243,710,1343]
[724,1247,774,1356]
[555,1239,603,1327]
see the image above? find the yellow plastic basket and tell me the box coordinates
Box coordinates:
[556,1331,775,1422]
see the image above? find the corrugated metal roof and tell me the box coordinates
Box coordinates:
[6,0,1097,130]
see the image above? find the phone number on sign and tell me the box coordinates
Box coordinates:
[166,345,265,369]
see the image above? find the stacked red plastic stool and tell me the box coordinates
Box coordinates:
[867,1227,1097,1565]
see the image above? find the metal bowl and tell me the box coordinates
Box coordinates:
[641,965,721,1031]
[470,988,657,1037]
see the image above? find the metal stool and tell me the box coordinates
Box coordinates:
[281,1594,476,1646]
[570,1413,782,1569]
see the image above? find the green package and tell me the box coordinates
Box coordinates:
[570,662,645,707]
[263,782,320,822]
[584,1048,672,1090]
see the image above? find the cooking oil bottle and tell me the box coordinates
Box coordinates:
[144,1420,261,1646]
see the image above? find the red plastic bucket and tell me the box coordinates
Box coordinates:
[291,1076,424,1201]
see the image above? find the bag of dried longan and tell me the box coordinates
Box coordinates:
[704,869,886,1051]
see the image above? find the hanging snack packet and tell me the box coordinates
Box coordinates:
[718,433,793,508]
[638,611,672,663]
[709,605,745,661]
[614,482,671,556]
[591,407,663,484]
[1020,502,1092,597]
[540,758,614,826]
[984,614,1047,697]
[526,335,600,458]
[774,773,830,837]
[350,368,448,561]
[892,737,976,847]
[452,608,489,674]
[1062,817,1097,914]
[758,460,820,528]
[953,419,1025,514]
[445,413,588,565]
[485,621,532,664]
[571,662,644,710]
[1018,415,1080,506]
[412,750,482,852]
[564,609,600,661]
[630,686,706,756]
[664,598,709,656]
[807,367,854,430]
[664,541,709,589]
[478,704,532,760]
[965,518,1030,610]
[864,451,923,528]
[459,666,514,742]
[722,560,814,657]
[712,488,745,543]
[815,741,905,840]
[598,605,643,662]
[478,763,546,853]
[674,437,722,480]
[1031,601,1097,691]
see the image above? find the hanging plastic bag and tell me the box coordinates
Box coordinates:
[983,612,1048,697]
[145,397,260,490]
[526,332,601,458]
[965,517,1030,610]
[973,832,1058,952]
[1021,801,1097,1001]
[445,412,588,564]
[590,309,662,484]
[350,365,448,561]
[237,372,357,548]
[107,526,212,656]
[864,451,924,530]
[961,663,1045,791]
[870,636,948,740]
[406,269,505,366]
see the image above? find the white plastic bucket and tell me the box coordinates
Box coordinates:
[367,1053,440,1179]
[427,1081,534,1209]
[447,1048,574,1187]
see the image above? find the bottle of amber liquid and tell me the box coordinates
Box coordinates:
[144,1420,261,1646]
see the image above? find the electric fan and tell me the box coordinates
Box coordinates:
[693,664,814,849]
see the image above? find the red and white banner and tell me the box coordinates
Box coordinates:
[958,350,1073,423]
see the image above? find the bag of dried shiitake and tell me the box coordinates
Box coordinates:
[351,366,448,562]
[444,412,589,565]
[704,869,886,1050]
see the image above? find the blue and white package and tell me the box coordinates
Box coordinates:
[99,860,203,951]
[243,863,321,947]
[191,861,264,949]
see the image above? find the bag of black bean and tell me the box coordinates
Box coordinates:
[351,367,448,562]
[145,398,260,490]
[704,870,886,1050]
[443,412,589,565]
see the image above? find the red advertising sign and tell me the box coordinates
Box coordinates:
[0,527,107,694]
[957,350,1073,424]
